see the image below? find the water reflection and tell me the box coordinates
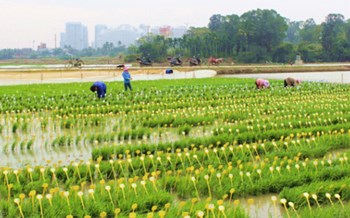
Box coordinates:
[238,194,284,218]
[217,71,350,84]
[0,112,213,168]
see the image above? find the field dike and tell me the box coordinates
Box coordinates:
[216,65,350,75]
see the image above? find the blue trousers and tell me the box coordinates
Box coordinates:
[124,82,132,91]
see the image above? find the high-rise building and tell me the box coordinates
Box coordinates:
[95,25,108,48]
[60,22,88,50]
[94,24,139,48]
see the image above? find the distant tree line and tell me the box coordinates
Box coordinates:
[1,9,349,63]
[134,10,349,63]
[0,42,128,61]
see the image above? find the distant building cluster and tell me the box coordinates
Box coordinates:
[60,22,89,51]
[37,43,47,51]
[59,22,188,50]
[94,24,139,48]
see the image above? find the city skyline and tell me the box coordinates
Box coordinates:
[60,23,188,50]
[1,0,349,49]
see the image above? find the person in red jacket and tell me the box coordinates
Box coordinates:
[255,78,270,89]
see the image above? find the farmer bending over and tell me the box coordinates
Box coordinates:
[90,81,107,98]
[255,78,270,89]
[284,77,301,87]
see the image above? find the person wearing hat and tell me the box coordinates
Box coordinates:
[122,66,133,91]
[90,81,107,98]
[284,77,302,87]
[255,78,270,89]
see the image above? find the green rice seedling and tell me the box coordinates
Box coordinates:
[1,77,350,217]
[295,203,350,218]
[26,139,34,150]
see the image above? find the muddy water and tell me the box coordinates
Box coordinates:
[0,113,213,168]
[218,71,350,84]
[238,194,285,218]
[1,67,349,85]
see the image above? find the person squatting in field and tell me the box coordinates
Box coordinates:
[284,77,302,87]
[90,81,107,98]
[122,66,133,91]
[255,78,270,89]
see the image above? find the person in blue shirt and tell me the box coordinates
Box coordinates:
[122,66,133,91]
[90,81,107,98]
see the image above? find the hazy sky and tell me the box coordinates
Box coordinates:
[1,0,349,49]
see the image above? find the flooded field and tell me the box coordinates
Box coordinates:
[0,112,213,168]
[1,63,349,86]
[219,71,350,84]
[0,67,349,217]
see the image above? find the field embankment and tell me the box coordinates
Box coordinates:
[1,64,349,75]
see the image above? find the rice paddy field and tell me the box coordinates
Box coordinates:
[0,77,350,218]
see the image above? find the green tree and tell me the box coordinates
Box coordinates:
[182,27,211,57]
[299,19,321,43]
[101,42,114,56]
[136,35,168,62]
[208,14,225,32]
[285,20,302,44]
[223,14,240,57]
[297,43,323,62]
[272,42,295,63]
[296,18,323,62]
[80,47,95,57]
[239,9,288,62]
[0,49,15,59]
[321,13,346,61]
[343,19,350,60]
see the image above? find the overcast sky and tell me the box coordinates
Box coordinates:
[1,0,349,49]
